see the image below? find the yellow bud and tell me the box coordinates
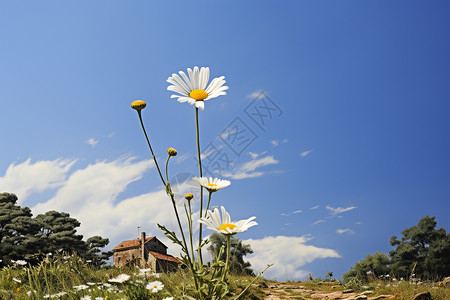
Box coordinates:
[167,148,178,157]
[131,100,146,111]
[185,193,194,201]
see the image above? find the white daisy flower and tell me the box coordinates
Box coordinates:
[146,280,164,292]
[108,274,130,283]
[192,177,231,192]
[73,284,89,291]
[199,206,257,235]
[163,297,174,300]
[167,66,228,110]
[12,259,27,266]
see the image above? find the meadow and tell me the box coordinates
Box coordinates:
[1,254,448,299]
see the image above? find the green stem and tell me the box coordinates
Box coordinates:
[195,107,205,267]
[165,155,170,183]
[234,264,274,300]
[136,110,191,265]
[205,191,213,216]
[137,110,166,186]
[186,201,195,270]
[222,234,231,282]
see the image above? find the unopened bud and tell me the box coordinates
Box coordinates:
[167,148,178,157]
[131,100,146,111]
[185,193,194,201]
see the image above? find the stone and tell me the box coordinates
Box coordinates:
[343,289,355,293]
[412,291,431,300]
[370,295,394,300]
[360,291,374,295]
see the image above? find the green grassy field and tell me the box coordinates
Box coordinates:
[1,255,448,299]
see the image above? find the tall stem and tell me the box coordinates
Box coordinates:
[186,201,195,269]
[195,107,204,266]
[137,111,166,186]
[205,191,213,216]
[222,235,231,282]
[136,110,191,265]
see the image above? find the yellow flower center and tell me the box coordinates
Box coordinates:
[189,89,208,101]
[219,223,237,231]
[207,183,218,188]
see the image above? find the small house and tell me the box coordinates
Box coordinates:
[112,232,179,272]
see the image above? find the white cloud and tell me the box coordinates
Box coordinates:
[0,158,76,204]
[223,154,279,180]
[336,229,355,235]
[293,210,302,214]
[326,205,357,216]
[312,219,326,225]
[300,149,313,157]
[310,205,319,210]
[87,138,98,147]
[244,236,341,281]
[201,145,223,160]
[108,131,116,138]
[173,153,191,164]
[270,139,288,147]
[247,90,266,99]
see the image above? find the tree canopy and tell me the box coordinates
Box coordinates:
[0,192,112,267]
[344,215,450,282]
[207,232,254,275]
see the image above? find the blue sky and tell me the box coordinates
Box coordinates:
[1,1,449,281]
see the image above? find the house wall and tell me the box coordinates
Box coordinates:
[146,239,167,254]
[113,248,141,268]
[155,259,179,273]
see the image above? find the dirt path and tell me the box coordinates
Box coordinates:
[260,283,400,300]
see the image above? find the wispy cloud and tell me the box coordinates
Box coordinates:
[201,145,224,160]
[312,219,326,225]
[244,235,341,281]
[270,139,288,147]
[108,131,116,138]
[326,205,357,216]
[336,228,355,235]
[293,210,302,214]
[87,138,98,147]
[300,149,313,157]
[0,158,76,204]
[310,205,319,210]
[222,153,279,180]
[247,90,266,99]
[174,153,191,164]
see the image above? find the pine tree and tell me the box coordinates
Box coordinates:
[207,233,254,275]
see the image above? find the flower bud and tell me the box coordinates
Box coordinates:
[167,148,178,157]
[131,100,146,111]
[185,193,194,201]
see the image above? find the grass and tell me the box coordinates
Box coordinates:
[1,256,448,299]
[0,254,265,299]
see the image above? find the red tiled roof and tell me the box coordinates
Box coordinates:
[149,251,180,264]
[113,237,155,251]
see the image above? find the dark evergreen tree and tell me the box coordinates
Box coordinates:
[35,210,86,255]
[84,236,113,267]
[0,192,112,266]
[207,233,254,275]
[0,193,41,264]
[343,252,390,282]
[389,215,450,280]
